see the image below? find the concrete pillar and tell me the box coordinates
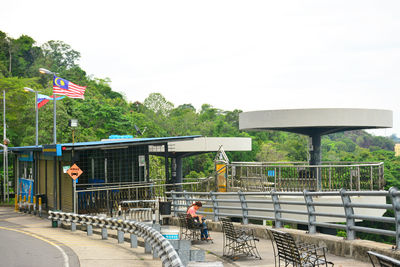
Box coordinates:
[117,230,124,243]
[87,225,93,236]
[101,228,108,240]
[309,134,322,191]
[71,222,76,232]
[130,234,137,248]
[171,156,183,191]
[309,134,321,166]
[144,240,152,254]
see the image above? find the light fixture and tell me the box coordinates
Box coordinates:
[24,87,36,93]
[39,68,54,75]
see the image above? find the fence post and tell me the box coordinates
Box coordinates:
[271,189,282,228]
[303,190,316,234]
[370,166,373,190]
[340,188,355,240]
[102,227,108,240]
[38,197,42,217]
[389,187,400,249]
[209,191,219,222]
[170,190,178,216]
[183,190,191,208]
[33,196,36,215]
[238,191,248,224]
[130,233,138,248]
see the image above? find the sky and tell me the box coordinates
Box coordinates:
[1,0,400,136]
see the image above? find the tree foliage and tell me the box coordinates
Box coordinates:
[1,30,400,185]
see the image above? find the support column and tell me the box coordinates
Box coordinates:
[309,134,321,166]
[164,143,169,183]
[171,156,183,191]
[309,134,322,191]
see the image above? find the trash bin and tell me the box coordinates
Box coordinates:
[159,201,172,215]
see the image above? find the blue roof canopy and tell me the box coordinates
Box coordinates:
[5,135,201,154]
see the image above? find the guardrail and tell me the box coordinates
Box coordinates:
[168,187,400,249]
[227,161,385,191]
[48,211,184,267]
[75,177,213,215]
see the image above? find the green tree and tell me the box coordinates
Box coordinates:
[143,93,174,117]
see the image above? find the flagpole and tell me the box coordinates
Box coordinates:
[53,89,56,144]
[39,68,58,210]
[35,91,38,146]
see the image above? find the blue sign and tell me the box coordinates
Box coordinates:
[19,151,33,162]
[267,170,275,177]
[18,178,34,203]
[43,144,62,156]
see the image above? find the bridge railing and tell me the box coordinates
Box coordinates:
[48,211,184,267]
[227,161,385,191]
[75,177,214,215]
[167,188,400,249]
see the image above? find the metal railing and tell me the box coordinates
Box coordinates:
[227,161,385,191]
[48,211,183,267]
[74,177,214,214]
[168,187,400,249]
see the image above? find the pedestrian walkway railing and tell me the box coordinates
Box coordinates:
[168,187,400,249]
[48,211,184,267]
[75,177,213,215]
[227,161,385,191]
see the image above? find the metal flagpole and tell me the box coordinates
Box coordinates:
[53,79,57,209]
[35,91,38,146]
[3,90,5,202]
[53,86,56,144]
[39,68,58,210]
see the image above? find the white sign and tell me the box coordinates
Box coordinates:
[63,166,70,174]
[138,155,146,167]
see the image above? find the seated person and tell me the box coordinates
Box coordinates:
[186,201,210,240]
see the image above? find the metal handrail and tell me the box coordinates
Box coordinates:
[168,187,400,249]
[48,211,183,267]
[227,161,385,191]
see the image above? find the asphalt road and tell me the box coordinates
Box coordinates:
[0,208,77,267]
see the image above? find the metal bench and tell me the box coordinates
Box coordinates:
[178,213,203,241]
[368,251,400,267]
[220,217,261,261]
[267,228,333,267]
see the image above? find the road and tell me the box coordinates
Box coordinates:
[0,208,78,267]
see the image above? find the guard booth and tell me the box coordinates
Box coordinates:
[8,136,200,213]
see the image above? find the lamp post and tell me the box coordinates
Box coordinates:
[23,87,39,146]
[39,68,58,209]
[2,90,8,202]
[69,119,78,213]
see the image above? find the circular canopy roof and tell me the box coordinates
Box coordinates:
[239,108,393,136]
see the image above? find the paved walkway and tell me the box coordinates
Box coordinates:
[0,206,371,266]
[163,225,370,267]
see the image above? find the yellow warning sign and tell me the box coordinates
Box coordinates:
[67,164,83,180]
[216,163,227,192]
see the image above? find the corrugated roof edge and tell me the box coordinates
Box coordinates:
[5,135,201,153]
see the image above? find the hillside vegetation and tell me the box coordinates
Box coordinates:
[1,31,400,188]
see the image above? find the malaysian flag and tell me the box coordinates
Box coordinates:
[53,76,86,99]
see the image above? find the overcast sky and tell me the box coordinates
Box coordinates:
[1,0,400,136]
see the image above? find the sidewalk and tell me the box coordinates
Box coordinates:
[165,225,371,267]
[0,206,371,267]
